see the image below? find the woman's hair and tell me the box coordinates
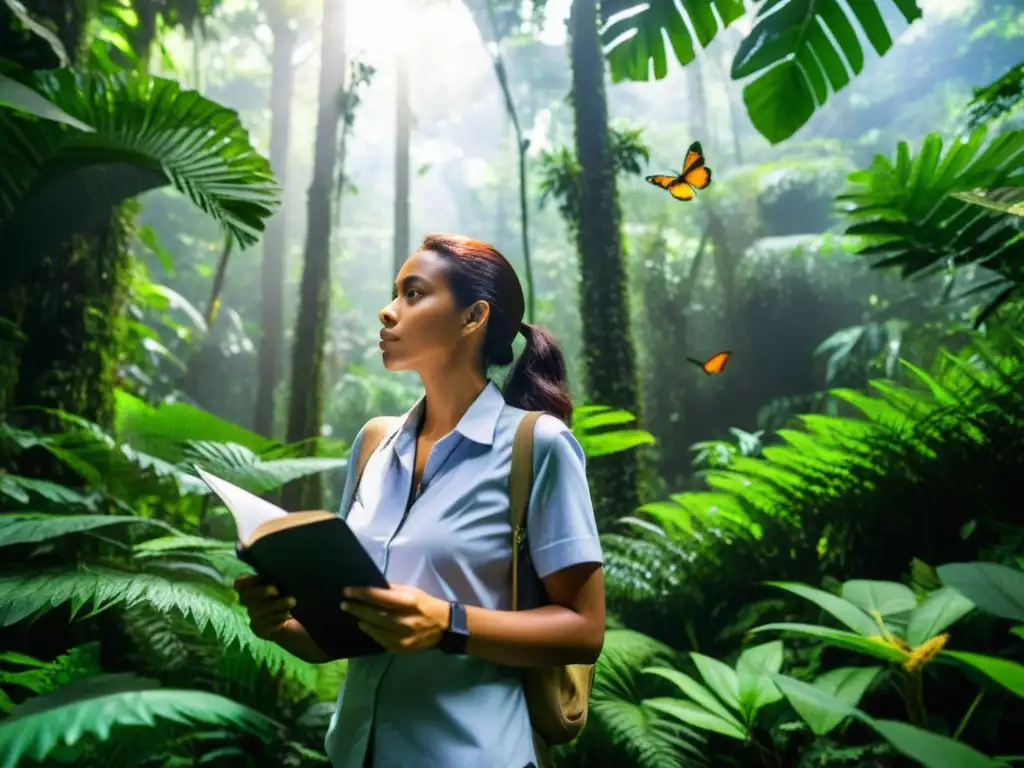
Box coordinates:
[419,233,573,425]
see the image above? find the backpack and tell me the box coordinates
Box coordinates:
[349,412,595,762]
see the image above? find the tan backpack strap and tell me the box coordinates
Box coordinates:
[346,416,399,515]
[510,411,542,611]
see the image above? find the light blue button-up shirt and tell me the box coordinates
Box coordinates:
[323,380,602,768]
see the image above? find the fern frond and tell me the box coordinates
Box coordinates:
[566,629,706,768]
[0,566,317,684]
[0,673,281,768]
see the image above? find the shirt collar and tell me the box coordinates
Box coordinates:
[393,379,505,450]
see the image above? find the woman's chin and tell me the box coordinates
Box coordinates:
[380,352,407,372]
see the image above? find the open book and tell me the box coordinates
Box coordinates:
[194,465,389,661]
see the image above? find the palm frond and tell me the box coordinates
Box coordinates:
[0,68,280,280]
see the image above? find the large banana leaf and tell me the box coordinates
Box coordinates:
[602,0,923,145]
[838,127,1024,325]
[600,0,746,82]
[0,68,280,281]
[732,0,922,144]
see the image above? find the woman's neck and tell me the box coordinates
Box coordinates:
[417,365,488,440]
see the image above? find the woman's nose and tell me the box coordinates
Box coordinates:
[379,303,397,327]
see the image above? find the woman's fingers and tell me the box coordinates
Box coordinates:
[251,611,293,637]
[238,583,282,607]
[250,596,295,621]
[233,573,263,591]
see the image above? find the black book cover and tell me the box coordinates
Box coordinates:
[236,516,390,660]
[193,465,390,661]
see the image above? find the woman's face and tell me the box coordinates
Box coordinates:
[378,249,486,372]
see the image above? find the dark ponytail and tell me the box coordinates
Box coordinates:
[418,232,574,425]
[502,322,573,426]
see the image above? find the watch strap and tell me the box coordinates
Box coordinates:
[439,600,469,654]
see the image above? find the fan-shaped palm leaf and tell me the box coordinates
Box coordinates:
[732,0,923,144]
[0,68,280,281]
[839,127,1024,326]
[0,672,280,768]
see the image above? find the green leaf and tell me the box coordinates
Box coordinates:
[750,623,908,663]
[0,673,279,768]
[0,74,93,131]
[690,653,741,711]
[0,513,176,549]
[765,581,880,635]
[600,0,745,83]
[1,0,69,66]
[646,697,747,740]
[771,673,1003,767]
[731,0,922,144]
[839,128,1024,305]
[643,666,745,727]
[842,580,918,617]
[735,641,784,721]
[943,650,1024,699]
[905,588,975,646]
[578,429,656,459]
[938,562,1024,623]
[1012,626,1024,640]
[794,666,883,736]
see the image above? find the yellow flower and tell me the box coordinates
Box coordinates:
[903,633,949,672]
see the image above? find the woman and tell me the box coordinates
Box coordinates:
[235,233,605,768]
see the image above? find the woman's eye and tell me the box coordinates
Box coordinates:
[406,289,421,300]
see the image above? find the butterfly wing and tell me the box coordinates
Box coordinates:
[682,142,704,174]
[645,174,678,190]
[702,350,732,374]
[682,164,711,190]
[668,180,697,201]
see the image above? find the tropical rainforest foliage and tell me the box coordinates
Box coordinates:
[1,0,1022,766]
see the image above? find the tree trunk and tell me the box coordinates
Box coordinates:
[568,0,643,528]
[282,0,346,511]
[253,8,297,440]
[0,2,131,460]
[393,47,411,276]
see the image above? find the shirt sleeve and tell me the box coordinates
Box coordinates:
[336,425,366,520]
[525,414,603,579]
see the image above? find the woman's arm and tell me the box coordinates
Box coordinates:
[463,562,605,667]
[341,563,605,668]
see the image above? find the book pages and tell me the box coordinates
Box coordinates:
[193,465,287,545]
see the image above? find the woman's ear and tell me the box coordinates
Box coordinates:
[461,300,490,336]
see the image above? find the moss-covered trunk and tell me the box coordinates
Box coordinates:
[282,0,346,511]
[568,0,643,527]
[0,210,132,475]
[0,3,132,477]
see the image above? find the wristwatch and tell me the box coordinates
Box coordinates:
[438,600,470,655]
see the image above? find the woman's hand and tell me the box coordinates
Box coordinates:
[341,585,450,654]
[234,573,298,640]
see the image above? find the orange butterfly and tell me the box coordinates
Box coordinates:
[645,141,712,201]
[687,350,731,375]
